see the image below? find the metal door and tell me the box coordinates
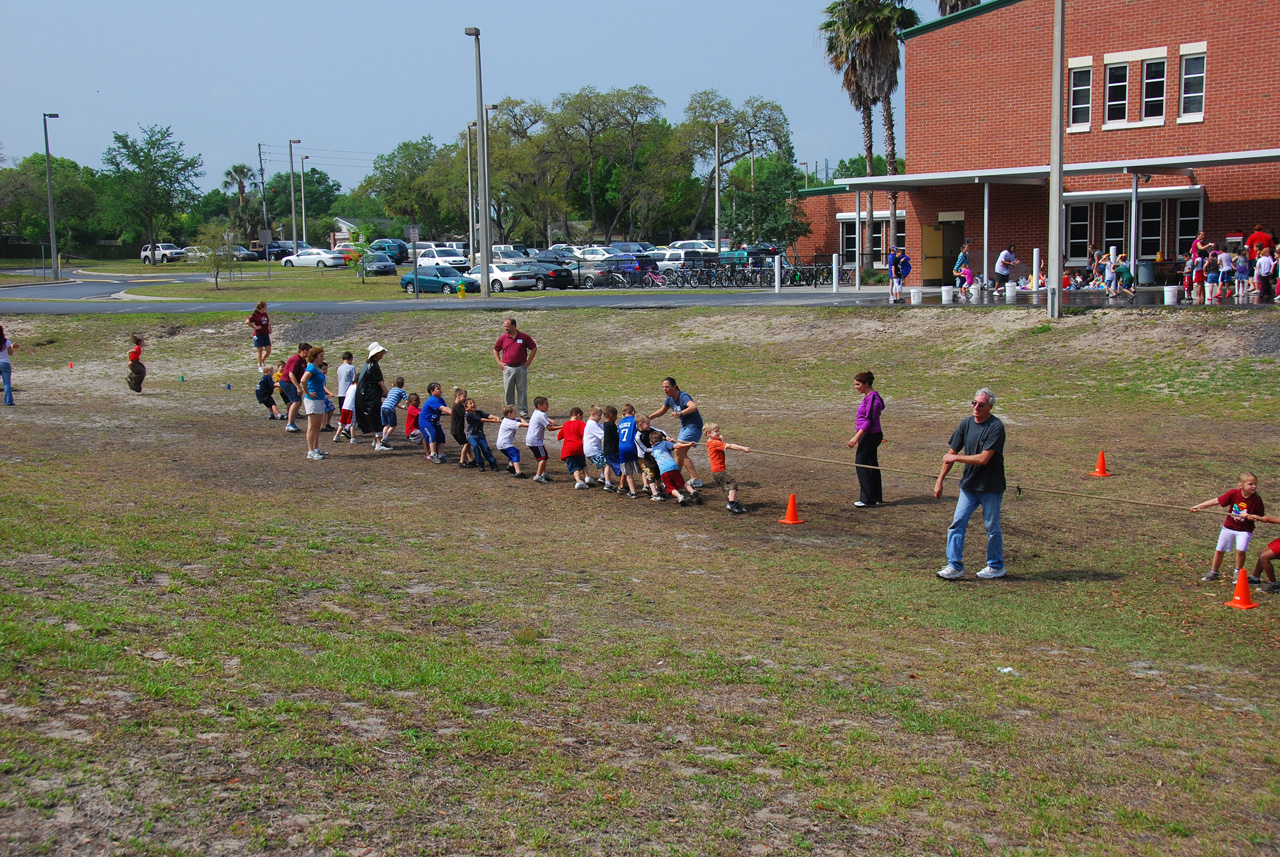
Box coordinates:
[922,224,944,286]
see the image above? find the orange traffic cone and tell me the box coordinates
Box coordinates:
[1089,450,1112,477]
[1225,571,1259,610]
[778,493,805,525]
[68,361,73,369]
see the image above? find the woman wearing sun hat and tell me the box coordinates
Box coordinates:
[355,342,392,451]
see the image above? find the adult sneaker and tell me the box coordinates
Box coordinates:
[314,448,329,457]
[976,566,1006,579]
[1201,569,1219,582]
[285,423,301,433]
[937,565,965,580]
[575,481,589,490]
[854,500,867,507]
[306,450,323,461]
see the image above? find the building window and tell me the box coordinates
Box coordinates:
[1066,205,1089,260]
[1069,68,1091,127]
[1139,201,1162,258]
[841,222,859,267]
[871,220,906,266]
[1181,55,1205,117]
[1177,199,1201,255]
[1106,64,1128,122]
[1103,203,1127,255]
[1142,60,1165,119]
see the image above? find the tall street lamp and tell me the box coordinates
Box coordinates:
[300,154,309,246]
[466,122,477,262]
[800,162,809,190]
[288,139,300,255]
[42,113,59,279]
[713,119,727,257]
[465,27,492,298]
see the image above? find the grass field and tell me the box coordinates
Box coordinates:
[1,305,1278,855]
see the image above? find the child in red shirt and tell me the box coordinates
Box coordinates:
[1191,471,1264,583]
[704,423,752,514]
[557,407,589,489]
[405,394,423,444]
[126,334,146,393]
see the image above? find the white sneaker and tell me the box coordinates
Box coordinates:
[532,475,547,483]
[306,450,323,461]
[349,437,362,444]
[976,566,1006,579]
[584,477,596,486]
[574,481,589,490]
[313,448,329,457]
[937,565,965,580]
[690,479,703,488]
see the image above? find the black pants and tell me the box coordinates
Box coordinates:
[855,431,883,505]
[127,360,146,393]
[1260,275,1276,303]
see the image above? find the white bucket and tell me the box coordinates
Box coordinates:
[1005,285,1016,302]
[941,286,954,303]
[1164,285,1178,306]
[910,288,923,305]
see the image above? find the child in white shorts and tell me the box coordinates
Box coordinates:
[1191,472,1264,583]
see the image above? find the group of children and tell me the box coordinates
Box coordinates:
[1192,471,1280,594]
[255,357,752,513]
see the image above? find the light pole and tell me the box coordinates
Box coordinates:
[1046,0,1066,319]
[42,113,59,279]
[465,27,492,298]
[300,155,309,246]
[287,139,300,254]
[466,122,476,262]
[713,119,726,256]
[800,162,809,190]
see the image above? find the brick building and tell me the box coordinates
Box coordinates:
[795,0,1280,285]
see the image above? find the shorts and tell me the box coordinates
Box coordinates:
[605,454,622,475]
[380,408,398,429]
[1216,527,1252,553]
[303,397,326,416]
[621,459,643,477]
[279,380,301,404]
[255,388,275,407]
[678,424,702,443]
[324,398,334,413]
[253,333,271,348]
[642,455,660,480]
[712,470,738,493]
[426,422,445,445]
[407,429,423,444]
[996,271,1010,285]
[528,444,548,462]
[339,408,354,426]
[564,454,586,474]
[451,426,468,447]
[589,454,608,470]
[1268,538,1280,557]
[1207,272,1220,284]
[500,446,520,463]
[660,470,687,493]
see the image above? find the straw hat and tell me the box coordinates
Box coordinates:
[367,341,387,358]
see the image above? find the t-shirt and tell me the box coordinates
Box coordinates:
[494,331,536,366]
[856,390,885,433]
[248,310,270,336]
[496,416,522,449]
[342,385,357,412]
[406,405,421,437]
[255,374,274,397]
[384,388,408,412]
[422,394,446,423]
[450,404,466,438]
[336,362,356,399]
[557,419,585,459]
[603,421,620,455]
[996,250,1015,276]
[617,415,637,461]
[664,391,703,431]
[526,409,550,446]
[1219,489,1264,533]
[886,251,899,278]
[1258,256,1276,278]
[636,426,663,458]
[128,343,142,362]
[706,436,727,472]
[583,419,605,457]
[948,414,1006,494]
[465,409,492,439]
[303,363,326,399]
[1246,231,1275,259]
[0,338,10,366]
[652,440,679,474]
[283,353,308,384]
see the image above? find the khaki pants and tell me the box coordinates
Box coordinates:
[503,364,528,415]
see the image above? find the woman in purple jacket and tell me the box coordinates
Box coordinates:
[847,370,886,507]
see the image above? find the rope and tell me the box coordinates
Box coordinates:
[747,448,1196,513]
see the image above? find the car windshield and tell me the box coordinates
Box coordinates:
[369,254,391,262]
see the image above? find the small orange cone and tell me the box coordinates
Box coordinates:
[68,361,73,369]
[778,493,805,525]
[1089,450,1112,477]
[1225,571,1259,610]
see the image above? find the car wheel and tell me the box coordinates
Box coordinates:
[443,284,453,294]
[142,256,152,265]
[535,278,546,290]
[582,276,595,289]
[491,279,503,292]
[284,260,293,267]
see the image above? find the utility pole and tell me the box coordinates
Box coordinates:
[300,155,309,246]
[466,27,492,298]
[42,113,59,280]
[288,139,300,255]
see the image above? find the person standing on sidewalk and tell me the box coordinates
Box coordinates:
[846,371,885,507]
[493,317,537,418]
[935,387,1007,581]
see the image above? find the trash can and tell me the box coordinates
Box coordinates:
[1138,260,1156,285]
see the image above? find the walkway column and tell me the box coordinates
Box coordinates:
[854,191,862,291]
[982,182,990,288]
[1129,172,1139,266]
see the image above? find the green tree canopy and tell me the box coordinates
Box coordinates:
[102,124,203,250]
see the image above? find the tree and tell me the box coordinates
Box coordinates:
[263,169,340,222]
[102,125,203,260]
[938,0,979,13]
[722,152,811,251]
[195,221,238,290]
[0,154,104,249]
[221,164,257,208]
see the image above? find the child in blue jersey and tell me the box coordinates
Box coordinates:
[418,382,452,463]
[616,404,641,498]
[380,377,407,448]
[463,398,501,471]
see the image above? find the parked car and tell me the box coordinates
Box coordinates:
[562,259,614,289]
[361,252,398,276]
[493,243,531,257]
[333,242,369,264]
[249,240,290,261]
[610,242,649,255]
[670,240,715,252]
[278,240,313,255]
[181,245,211,262]
[535,248,579,265]
[141,243,186,264]
[468,263,539,292]
[369,238,410,264]
[415,246,469,272]
[523,261,577,290]
[220,245,257,262]
[400,265,480,294]
[281,248,347,268]
[577,246,620,262]
[491,248,526,262]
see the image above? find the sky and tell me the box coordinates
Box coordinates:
[0,0,940,195]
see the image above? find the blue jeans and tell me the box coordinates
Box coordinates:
[946,488,1004,572]
[0,362,10,405]
[468,436,497,470]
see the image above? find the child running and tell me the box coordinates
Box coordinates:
[380,377,408,448]
[464,398,501,472]
[558,407,589,489]
[1191,472,1264,583]
[704,423,751,514]
[526,396,557,483]
[495,405,529,478]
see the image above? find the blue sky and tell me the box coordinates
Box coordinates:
[0,0,939,193]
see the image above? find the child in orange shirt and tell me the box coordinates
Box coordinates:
[704,423,751,514]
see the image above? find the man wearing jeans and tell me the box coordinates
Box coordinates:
[934,387,1007,580]
[493,317,537,418]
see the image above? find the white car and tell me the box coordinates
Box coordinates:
[416,246,469,271]
[141,243,186,264]
[670,240,715,252]
[181,245,211,262]
[577,246,620,262]
[468,263,539,292]
[281,248,347,268]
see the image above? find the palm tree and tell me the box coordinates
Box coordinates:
[221,164,257,208]
[937,0,979,14]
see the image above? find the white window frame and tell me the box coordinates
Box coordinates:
[1105,63,1128,124]
[1069,67,1091,130]
[1179,53,1206,122]
[1065,204,1090,262]
[1138,200,1162,259]
[1176,199,1201,256]
[1141,59,1165,121]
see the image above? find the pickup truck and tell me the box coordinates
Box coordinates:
[248,240,290,261]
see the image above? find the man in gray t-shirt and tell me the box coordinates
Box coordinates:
[934,387,1007,580]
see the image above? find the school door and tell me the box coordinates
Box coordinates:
[921,225,944,286]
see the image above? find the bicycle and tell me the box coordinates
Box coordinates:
[643,270,667,288]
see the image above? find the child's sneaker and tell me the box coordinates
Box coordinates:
[575,481,589,490]
[506,464,516,474]
[627,492,638,499]
[513,472,528,479]
[1262,582,1280,594]
[1201,569,1219,582]
[692,493,703,505]
[584,477,596,486]
[349,437,362,444]
[1235,569,1262,584]
[690,479,703,488]
[532,475,547,483]
[603,484,617,493]
[651,494,664,502]
[678,497,690,506]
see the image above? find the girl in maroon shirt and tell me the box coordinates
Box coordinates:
[1191,471,1264,583]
